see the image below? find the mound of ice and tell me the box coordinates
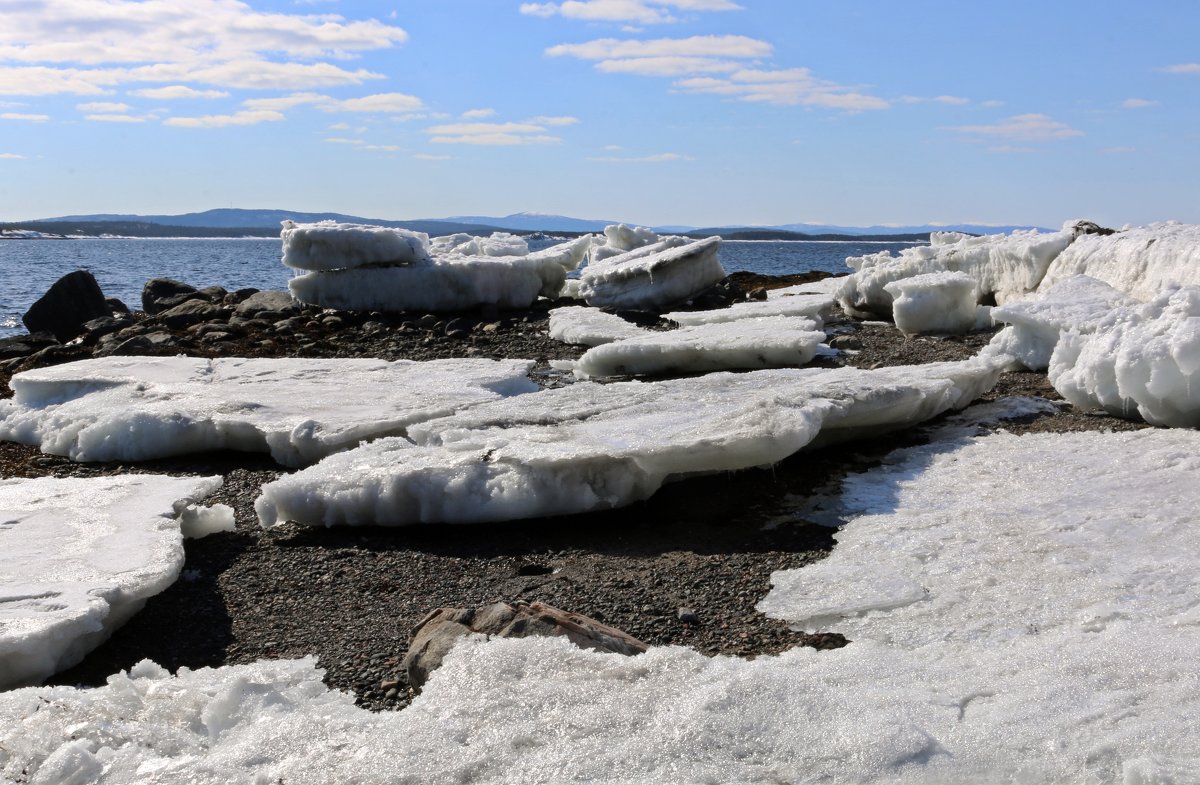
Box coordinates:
[255,356,1003,527]
[0,475,223,688]
[526,234,595,272]
[664,291,834,327]
[547,306,646,346]
[990,275,1137,370]
[1039,222,1200,301]
[430,232,529,258]
[883,271,981,335]
[0,356,537,467]
[587,223,661,264]
[573,316,826,379]
[1047,286,1200,427]
[838,225,1077,318]
[280,220,430,271]
[579,237,726,310]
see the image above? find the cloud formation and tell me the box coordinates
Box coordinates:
[947,113,1083,143]
[426,120,564,145]
[587,151,693,162]
[164,109,284,128]
[521,0,741,25]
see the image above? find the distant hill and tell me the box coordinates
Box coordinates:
[442,212,619,233]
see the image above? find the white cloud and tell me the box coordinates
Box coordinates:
[547,35,770,61]
[1,112,49,121]
[981,99,1005,108]
[323,137,364,145]
[86,113,146,122]
[588,151,693,162]
[675,68,888,109]
[987,145,1038,154]
[328,122,351,130]
[1102,146,1136,154]
[414,153,451,160]
[426,119,566,146]
[164,109,284,128]
[77,101,130,112]
[1120,98,1159,109]
[242,91,424,114]
[903,94,970,106]
[525,115,579,126]
[131,86,229,99]
[597,56,739,76]
[947,113,1083,142]
[430,133,561,145]
[602,144,623,150]
[427,121,549,135]
[363,144,402,151]
[1161,63,1200,74]
[461,108,496,119]
[521,0,742,25]
[0,152,24,159]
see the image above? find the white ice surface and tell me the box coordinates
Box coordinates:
[579,237,725,310]
[547,306,645,346]
[255,356,1003,527]
[587,223,662,264]
[573,316,825,379]
[0,475,222,688]
[766,275,848,298]
[429,232,529,258]
[664,290,834,327]
[990,275,1137,370]
[838,225,1077,318]
[526,234,595,272]
[0,356,537,467]
[1039,222,1200,301]
[884,271,979,335]
[1046,286,1200,427]
[280,221,430,271]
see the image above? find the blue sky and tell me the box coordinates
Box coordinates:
[1,0,1197,227]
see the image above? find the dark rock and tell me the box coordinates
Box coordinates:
[677,607,701,624]
[0,331,59,360]
[829,335,863,351]
[234,290,296,319]
[403,601,647,692]
[444,317,472,337]
[105,297,132,318]
[158,299,227,329]
[22,270,111,341]
[81,315,132,344]
[198,285,228,301]
[142,278,202,315]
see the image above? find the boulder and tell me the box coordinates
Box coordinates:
[403,600,647,692]
[0,332,59,360]
[142,278,205,315]
[22,270,110,341]
[157,299,228,329]
[234,290,297,319]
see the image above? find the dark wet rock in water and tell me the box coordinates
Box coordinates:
[142,278,206,315]
[22,270,111,341]
[403,601,648,692]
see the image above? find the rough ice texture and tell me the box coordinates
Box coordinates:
[838,226,1076,318]
[767,275,848,298]
[526,235,595,272]
[884,271,979,336]
[255,357,1003,527]
[280,220,430,271]
[587,223,662,264]
[547,306,645,347]
[665,291,834,327]
[429,232,529,258]
[579,237,727,310]
[990,275,1137,370]
[1046,286,1200,427]
[1039,221,1200,301]
[0,475,222,688]
[0,356,536,467]
[573,316,825,379]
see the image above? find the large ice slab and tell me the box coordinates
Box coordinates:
[664,290,834,327]
[579,237,726,310]
[884,271,981,335]
[1047,285,1200,427]
[1039,221,1200,301]
[0,357,537,467]
[429,232,529,258]
[547,306,646,346]
[255,357,1003,527]
[280,220,430,271]
[573,316,826,379]
[526,234,596,272]
[587,223,662,264]
[0,475,223,688]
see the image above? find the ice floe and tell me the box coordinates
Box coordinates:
[429,232,529,258]
[0,475,224,688]
[664,289,834,327]
[579,237,726,310]
[0,356,536,467]
[280,220,430,271]
[1039,221,1200,301]
[883,271,983,336]
[547,306,646,347]
[255,357,1003,527]
[587,223,662,264]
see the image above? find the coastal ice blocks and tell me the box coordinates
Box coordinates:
[1047,285,1200,427]
[0,475,224,688]
[883,271,980,335]
[547,306,646,346]
[587,223,661,264]
[664,291,834,327]
[1039,221,1200,300]
[0,356,537,467]
[579,236,726,310]
[572,316,826,378]
[254,357,1004,527]
[429,232,529,258]
[280,220,430,271]
[525,234,596,272]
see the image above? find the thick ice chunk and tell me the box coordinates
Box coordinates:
[579,237,726,310]
[587,223,661,264]
[527,234,596,272]
[883,271,979,335]
[0,475,222,688]
[1047,286,1200,426]
[766,275,848,298]
[280,220,430,271]
[990,275,1137,370]
[1039,222,1200,301]
[838,226,1076,318]
[255,357,1003,527]
[665,291,834,327]
[429,232,529,258]
[573,317,825,378]
[547,306,646,346]
[0,357,537,467]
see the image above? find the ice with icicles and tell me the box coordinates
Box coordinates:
[1039,221,1200,301]
[989,275,1138,370]
[0,356,536,467]
[579,236,726,310]
[883,271,984,336]
[280,220,430,271]
[837,223,1080,319]
[254,356,1004,527]
[0,475,226,688]
[664,289,835,327]
[1046,285,1200,427]
[7,428,1200,783]
[547,306,645,346]
[572,316,826,379]
[429,232,529,258]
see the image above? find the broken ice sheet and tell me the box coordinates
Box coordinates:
[579,236,726,310]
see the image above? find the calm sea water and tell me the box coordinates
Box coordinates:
[0,237,920,337]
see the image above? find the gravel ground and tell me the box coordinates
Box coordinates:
[1,274,1151,710]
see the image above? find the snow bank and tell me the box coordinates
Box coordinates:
[1047,286,1200,427]
[255,356,1003,527]
[280,220,429,271]
[883,271,981,335]
[1039,222,1200,301]
[664,290,834,327]
[547,306,645,346]
[579,237,726,310]
[0,475,223,688]
[0,356,536,467]
[429,232,529,258]
[573,316,826,379]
